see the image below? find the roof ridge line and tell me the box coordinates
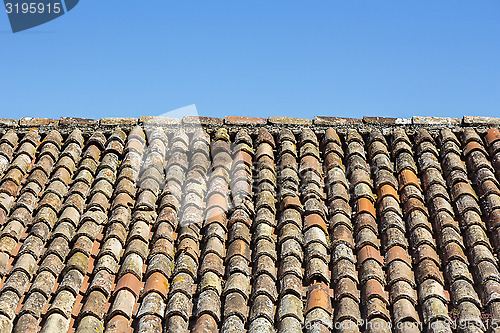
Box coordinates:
[0,115,498,136]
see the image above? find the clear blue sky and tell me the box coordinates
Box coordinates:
[1,1,499,120]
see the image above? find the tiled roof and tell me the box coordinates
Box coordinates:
[0,116,500,332]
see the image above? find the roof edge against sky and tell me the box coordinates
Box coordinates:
[1,115,499,136]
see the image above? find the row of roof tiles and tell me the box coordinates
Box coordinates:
[1,124,500,332]
[3,115,500,129]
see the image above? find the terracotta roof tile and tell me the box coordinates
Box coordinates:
[314,116,363,126]
[225,116,266,126]
[269,116,312,126]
